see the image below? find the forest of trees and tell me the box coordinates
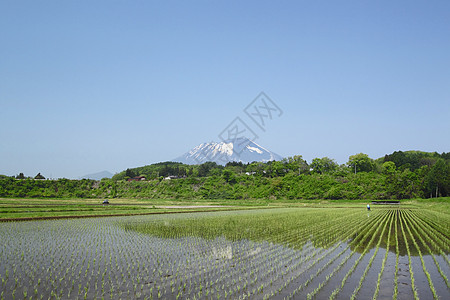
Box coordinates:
[1,151,449,200]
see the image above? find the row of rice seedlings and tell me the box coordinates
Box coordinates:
[291,209,389,299]
[243,242,319,298]
[413,209,450,237]
[0,218,159,299]
[393,209,401,300]
[272,238,346,298]
[119,209,342,298]
[183,216,316,298]
[280,209,387,299]
[130,211,306,298]
[199,242,290,299]
[208,209,362,299]
[349,210,393,300]
[405,210,449,288]
[409,210,450,253]
[1,212,356,300]
[328,209,392,299]
[372,207,394,300]
[166,238,251,299]
[200,210,380,298]
[1,207,448,300]
[230,210,353,299]
[127,208,357,250]
[402,210,439,299]
[134,235,210,299]
[399,210,419,300]
[303,210,389,299]
[274,211,350,249]
[407,209,450,267]
[236,209,371,299]
[194,241,279,298]
[0,209,350,300]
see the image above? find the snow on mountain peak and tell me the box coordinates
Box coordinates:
[246,145,263,154]
[173,138,283,165]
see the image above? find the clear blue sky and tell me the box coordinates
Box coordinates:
[1,1,449,178]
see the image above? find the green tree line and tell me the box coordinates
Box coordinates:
[1,151,449,200]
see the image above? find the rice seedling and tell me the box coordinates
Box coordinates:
[406,211,449,289]
[372,207,394,300]
[393,209,400,300]
[328,209,390,299]
[0,205,448,299]
[399,210,420,300]
[402,210,439,299]
[350,210,392,299]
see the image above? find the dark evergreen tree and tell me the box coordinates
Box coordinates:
[424,159,450,197]
[34,173,45,180]
[125,168,136,178]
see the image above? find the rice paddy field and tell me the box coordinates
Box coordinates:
[0,204,449,299]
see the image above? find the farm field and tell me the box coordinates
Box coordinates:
[0,198,253,221]
[0,204,449,299]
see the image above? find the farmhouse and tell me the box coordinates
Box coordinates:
[127,176,145,182]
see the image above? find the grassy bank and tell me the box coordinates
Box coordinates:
[0,198,254,221]
[0,197,448,221]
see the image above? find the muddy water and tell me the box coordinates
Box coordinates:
[336,249,372,300]
[397,255,414,300]
[356,247,385,299]
[422,255,449,298]
[315,251,359,298]
[410,256,434,300]
[377,251,396,299]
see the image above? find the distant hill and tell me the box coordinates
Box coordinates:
[173,137,283,165]
[380,150,450,171]
[79,171,113,180]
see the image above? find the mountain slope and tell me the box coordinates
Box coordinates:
[173,138,283,165]
[79,170,113,180]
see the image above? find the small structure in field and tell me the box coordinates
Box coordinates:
[164,175,186,180]
[371,200,400,205]
[127,176,146,182]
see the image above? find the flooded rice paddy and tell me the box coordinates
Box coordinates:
[0,207,448,299]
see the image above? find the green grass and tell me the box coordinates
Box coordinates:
[0,198,255,220]
[0,197,448,220]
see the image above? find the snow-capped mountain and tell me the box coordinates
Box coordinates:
[173,138,283,165]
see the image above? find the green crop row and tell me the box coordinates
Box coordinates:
[0,205,448,299]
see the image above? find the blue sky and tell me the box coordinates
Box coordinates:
[1,1,449,178]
